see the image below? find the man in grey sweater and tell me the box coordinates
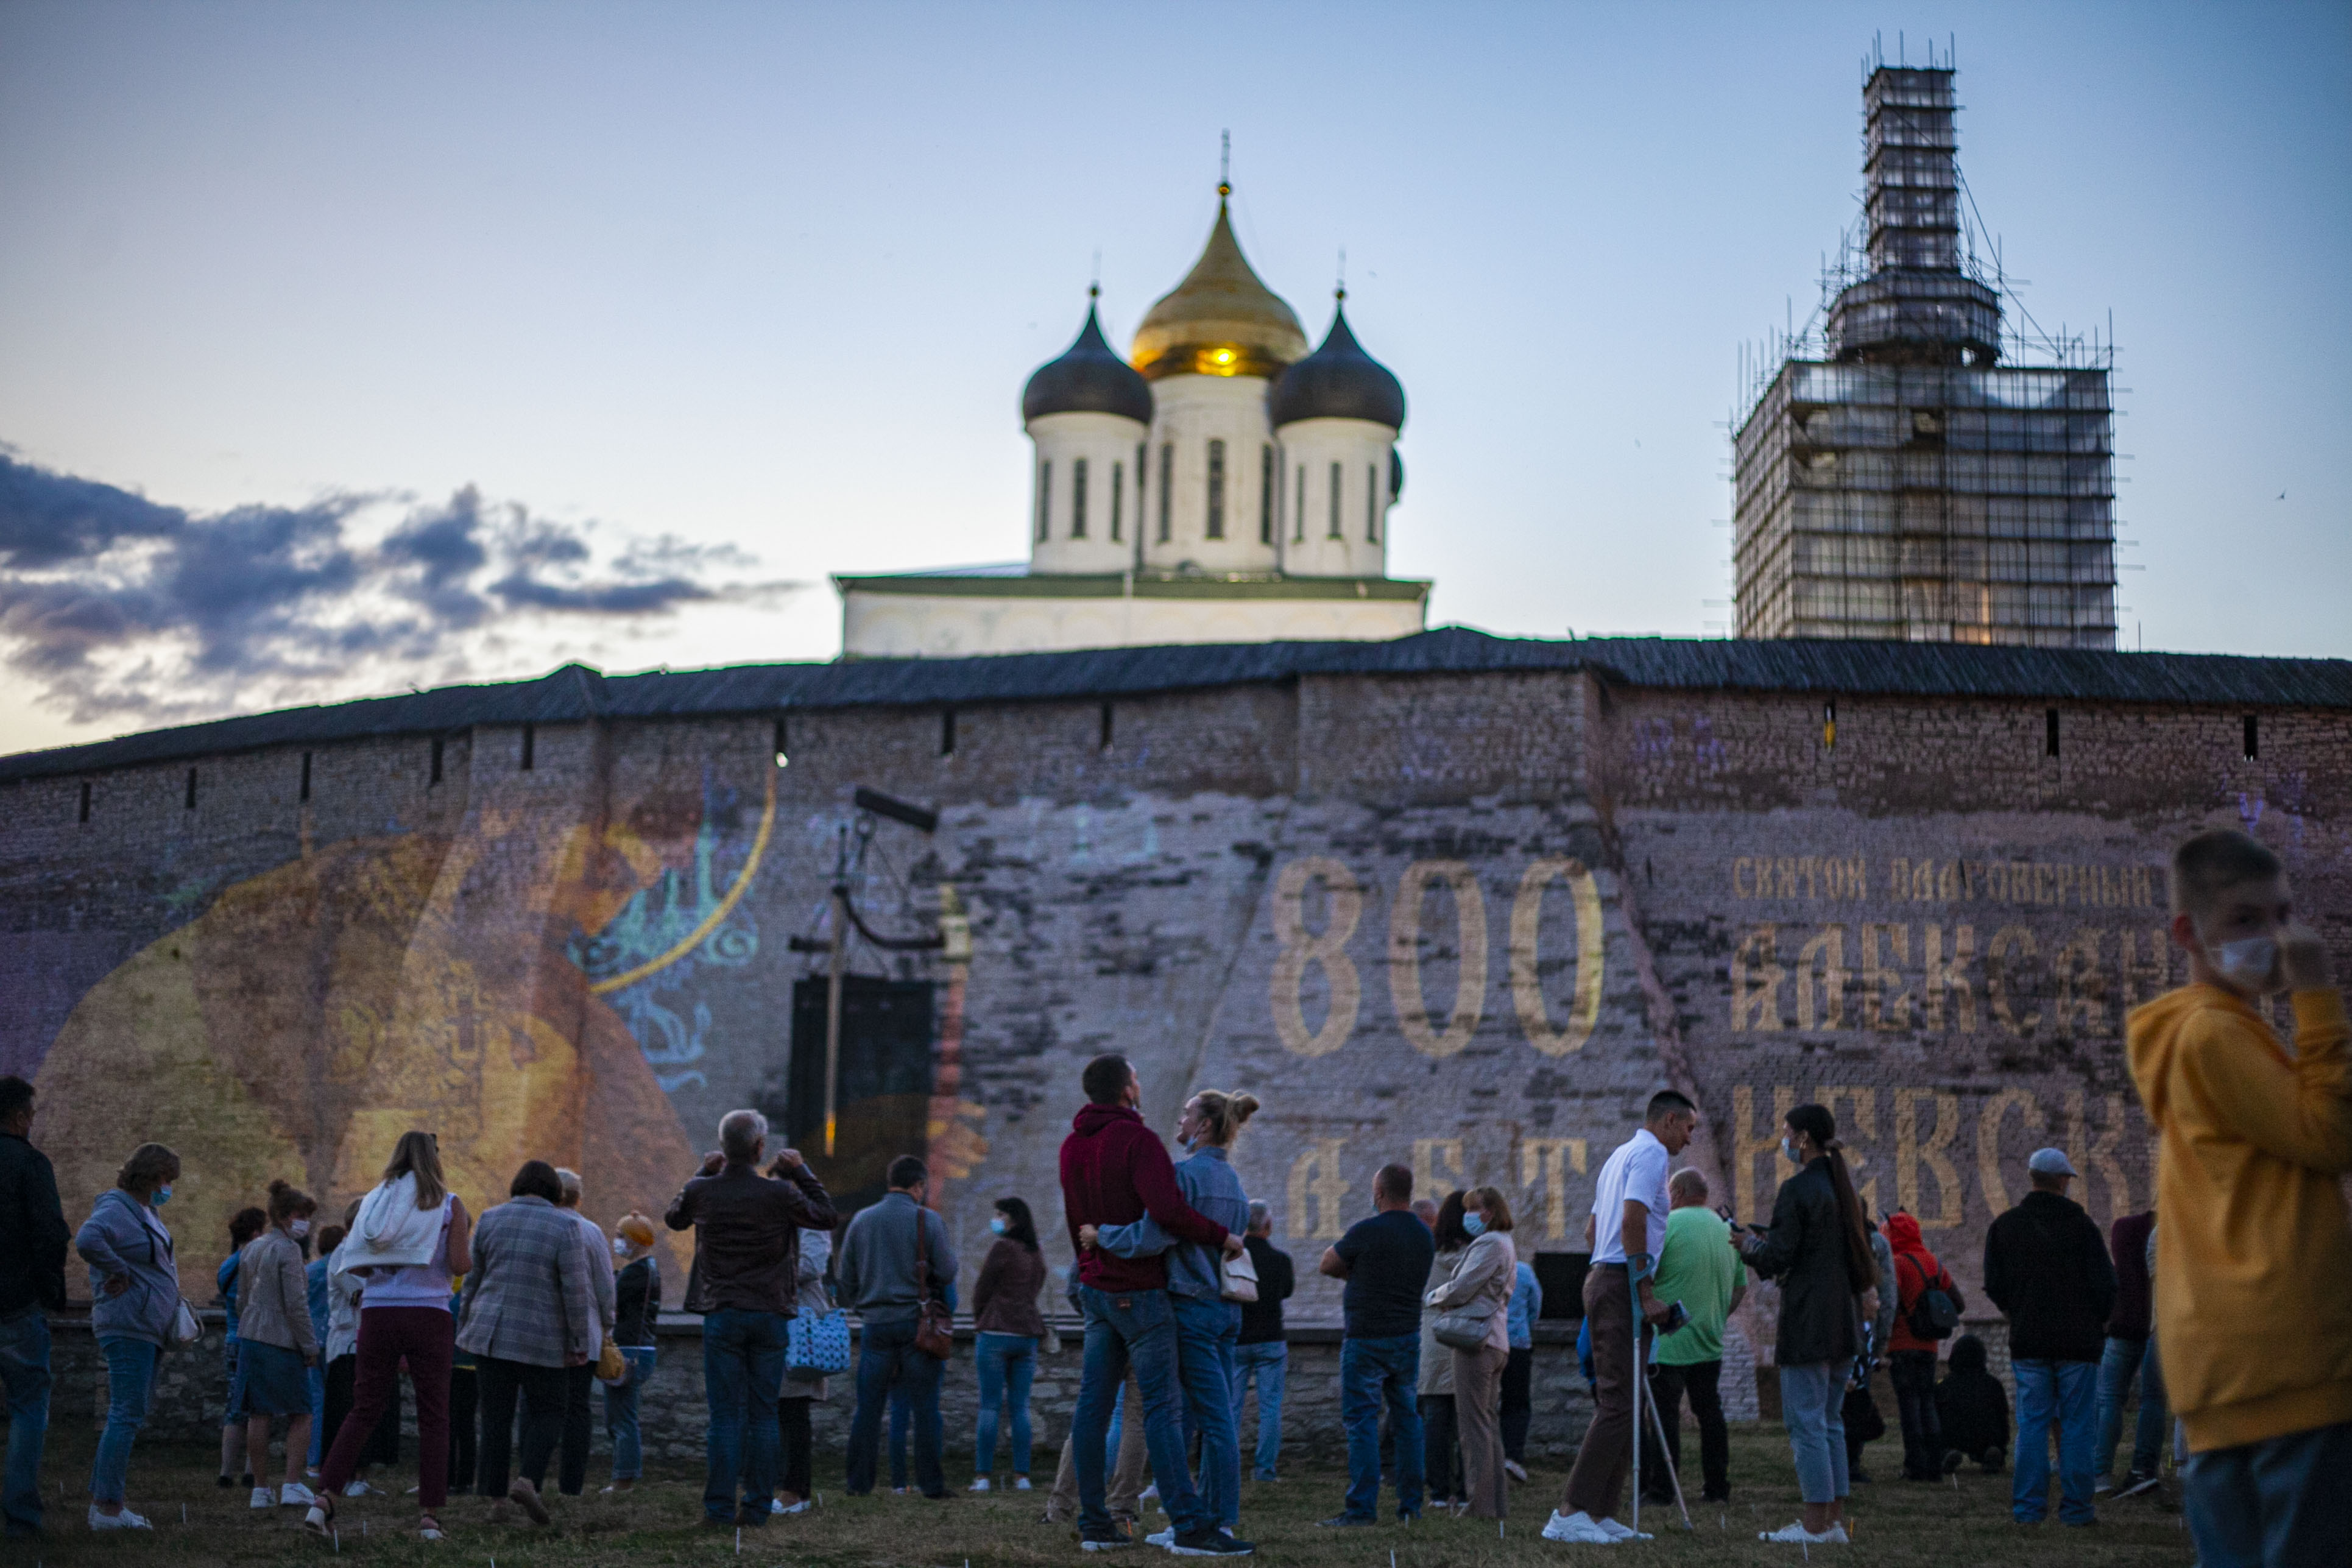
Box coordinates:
[836,1156,956,1498]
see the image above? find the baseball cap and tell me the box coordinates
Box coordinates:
[2027,1148,2078,1178]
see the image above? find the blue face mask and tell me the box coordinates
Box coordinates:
[989,1216,1008,1235]
[1781,1137,1804,1167]
[1463,1213,1487,1237]
[151,1185,173,1207]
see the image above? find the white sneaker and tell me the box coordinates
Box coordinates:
[280,1481,317,1508]
[1541,1510,1618,1544]
[342,1480,373,1498]
[1503,1459,1528,1483]
[772,1497,811,1516]
[250,1487,277,1510]
[1597,1515,1653,1541]
[1145,1527,1176,1547]
[1139,1483,1160,1502]
[88,1505,153,1531]
[970,1477,992,1492]
[1014,1476,1033,1491]
[1759,1521,1843,1543]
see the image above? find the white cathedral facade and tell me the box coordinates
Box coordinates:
[835,185,1427,657]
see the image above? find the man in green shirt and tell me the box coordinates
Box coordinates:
[1639,1169,1746,1504]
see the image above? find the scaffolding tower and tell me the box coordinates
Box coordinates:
[1732,58,2118,648]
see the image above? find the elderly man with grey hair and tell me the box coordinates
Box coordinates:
[552,1168,618,1498]
[665,1109,838,1529]
[1230,1199,1296,1481]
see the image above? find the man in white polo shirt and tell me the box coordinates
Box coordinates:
[1545,1090,1698,1546]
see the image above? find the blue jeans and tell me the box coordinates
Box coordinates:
[1229,1341,1287,1480]
[1074,1283,1210,1536]
[2094,1335,2166,1480]
[603,1346,657,1480]
[701,1310,788,1522]
[2013,1358,2098,1524]
[91,1336,155,1506]
[1339,1333,1423,1521]
[848,1318,943,1497]
[306,1361,324,1467]
[973,1332,1037,1477]
[1171,1293,1241,1528]
[1778,1358,1853,1505]
[2183,1419,2351,1568]
[0,1308,52,1535]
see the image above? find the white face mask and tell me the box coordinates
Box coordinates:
[2211,934,2280,995]
[288,1218,311,1240]
[612,1237,632,1258]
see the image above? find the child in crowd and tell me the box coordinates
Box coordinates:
[1937,1334,2010,1473]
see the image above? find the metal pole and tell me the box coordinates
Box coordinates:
[1629,1270,1643,1536]
[823,827,847,1158]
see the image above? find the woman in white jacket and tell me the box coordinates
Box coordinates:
[1424,1186,1517,1522]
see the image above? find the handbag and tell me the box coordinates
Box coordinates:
[594,1337,627,1383]
[788,1304,852,1376]
[912,1204,955,1361]
[168,1296,203,1351]
[1432,1308,1491,1352]
[1219,1243,1260,1304]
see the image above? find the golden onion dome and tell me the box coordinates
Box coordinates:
[1130,190,1308,381]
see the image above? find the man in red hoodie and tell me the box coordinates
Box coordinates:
[1060,1053,1248,1556]
[1883,1211,1967,1482]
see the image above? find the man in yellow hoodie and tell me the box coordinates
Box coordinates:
[2126,827,2351,1567]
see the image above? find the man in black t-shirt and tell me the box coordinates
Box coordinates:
[1315,1164,1435,1525]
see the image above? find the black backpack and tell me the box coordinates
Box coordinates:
[1901,1252,1962,1341]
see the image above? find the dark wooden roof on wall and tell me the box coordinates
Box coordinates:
[6,627,2349,784]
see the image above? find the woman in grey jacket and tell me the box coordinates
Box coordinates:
[73,1142,183,1532]
[1425,1187,1517,1521]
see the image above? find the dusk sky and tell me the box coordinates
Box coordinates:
[2,1,2347,753]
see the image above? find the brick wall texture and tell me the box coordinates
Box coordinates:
[5,665,2346,1448]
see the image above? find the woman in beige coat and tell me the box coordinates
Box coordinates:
[1424,1186,1517,1520]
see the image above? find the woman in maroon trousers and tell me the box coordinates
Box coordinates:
[306,1132,473,1542]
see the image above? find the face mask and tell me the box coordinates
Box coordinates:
[1462,1213,1487,1238]
[289,1218,311,1240]
[2211,934,2280,994]
[989,1216,1008,1236]
[612,1237,632,1257]
[151,1185,173,1206]
[1781,1137,1804,1167]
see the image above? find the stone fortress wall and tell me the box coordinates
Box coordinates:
[4,633,2347,1441]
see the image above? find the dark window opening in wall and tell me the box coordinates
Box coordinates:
[300,751,313,802]
[185,768,197,810]
[1072,457,1089,539]
[2244,714,2259,761]
[1099,701,1115,750]
[1111,461,1124,542]
[1036,461,1052,543]
[1327,462,1342,539]
[1205,440,1226,539]
[79,781,91,824]
[521,724,535,771]
[1294,465,1305,542]
[1366,464,1378,542]
[1157,443,1173,543]
[2044,709,2060,758]
[430,737,445,785]
[941,708,957,756]
[1822,699,1838,750]
[1260,445,1275,545]
[774,716,789,769]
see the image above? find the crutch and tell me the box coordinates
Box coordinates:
[1628,1266,1644,1537]
[1637,1352,1695,1531]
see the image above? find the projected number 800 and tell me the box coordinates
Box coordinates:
[1271,856,1606,1059]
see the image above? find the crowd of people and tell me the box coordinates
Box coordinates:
[0,827,2342,1563]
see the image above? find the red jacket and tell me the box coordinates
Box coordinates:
[1059,1103,1227,1293]
[1882,1211,1963,1354]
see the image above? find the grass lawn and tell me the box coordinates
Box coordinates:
[18,1424,2194,1568]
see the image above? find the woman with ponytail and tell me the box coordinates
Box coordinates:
[1735,1103,1882,1545]
[1082,1087,1260,1541]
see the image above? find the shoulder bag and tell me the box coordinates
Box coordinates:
[1219,1242,1260,1304]
[1429,1246,1499,1351]
[912,1207,955,1360]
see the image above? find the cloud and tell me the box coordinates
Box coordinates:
[0,453,802,727]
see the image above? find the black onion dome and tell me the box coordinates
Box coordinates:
[1269,299,1405,431]
[1022,300,1153,427]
